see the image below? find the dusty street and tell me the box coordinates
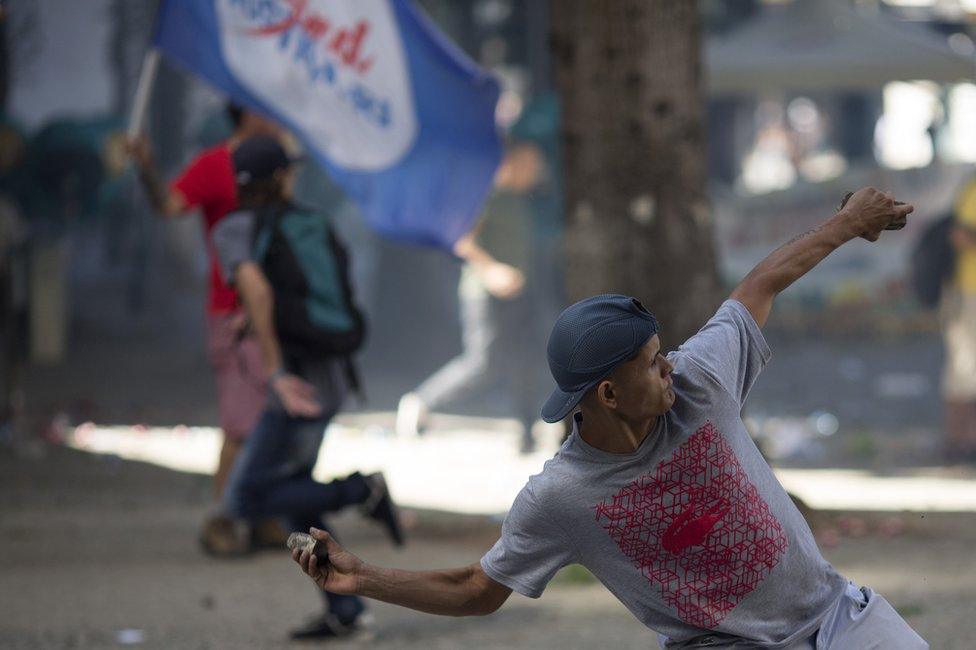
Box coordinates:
[2,444,975,649]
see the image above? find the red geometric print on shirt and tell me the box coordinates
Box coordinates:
[593,421,788,629]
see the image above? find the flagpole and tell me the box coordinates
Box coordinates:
[127,49,161,138]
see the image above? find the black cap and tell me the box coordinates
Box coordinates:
[232,135,291,186]
[541,294,659,423]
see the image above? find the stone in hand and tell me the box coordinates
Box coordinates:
[838,191,907,231]
[287,532,330,564]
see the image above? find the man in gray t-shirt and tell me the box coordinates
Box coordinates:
[291,187,926,648]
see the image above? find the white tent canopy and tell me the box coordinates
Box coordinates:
[706,0,976,94]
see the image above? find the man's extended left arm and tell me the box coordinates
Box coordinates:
[233,262,323,418]
[731,187,913,327]
[127,135,190,217]
[292,527,513,617]
[210,210,323,418]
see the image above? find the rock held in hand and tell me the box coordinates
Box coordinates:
[286,532,330,564]
[838,191,908,231]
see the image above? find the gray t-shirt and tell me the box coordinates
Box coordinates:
[211,209,258,283]
[481,300,845,647]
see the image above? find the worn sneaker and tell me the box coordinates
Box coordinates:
[250,519,289,550]
[199,515,249,557]
[360,472,405,547]
[395,392,428,438]
[289,611,359,641]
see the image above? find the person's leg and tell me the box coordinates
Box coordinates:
[288,510,366,635]
[397,275,499,437]
[224,411,370,521]
[201,314,276,553]
[206,314,289,547]
[966,401,976,460]
[940,291,976,462]
[945,399,970,460]
[942,395,976,462]
[206,312,268,501]
[204,406,285,555]
[498,293,544,452]
[280,366,368,634]
[219,407,287,521]
[235,376,370,638]
[246,469,370,519]
[414,274,499,411]
[212,436,244,498]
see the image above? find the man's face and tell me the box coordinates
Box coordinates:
[609,335,675,419]
[277,165,298,199]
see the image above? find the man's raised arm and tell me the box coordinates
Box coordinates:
[293,528,512,617]
[731,187,913,327]
[127,135,188,217]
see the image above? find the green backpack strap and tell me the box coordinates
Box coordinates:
[250,202,290,263]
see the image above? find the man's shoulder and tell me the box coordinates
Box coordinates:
[519,451,580,508]
[212,210,257,249]
[217,208,256,227]
[668,352,736,410]
[667,350,710,387]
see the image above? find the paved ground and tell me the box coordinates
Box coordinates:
[2,444,975,649]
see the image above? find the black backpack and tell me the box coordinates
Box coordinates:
[910,215,955,309]
[252,202,367,359]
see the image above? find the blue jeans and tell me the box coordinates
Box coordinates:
[222,405,369,623]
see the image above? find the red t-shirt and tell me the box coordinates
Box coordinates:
[172,144,240,314]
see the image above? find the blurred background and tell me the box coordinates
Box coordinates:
[2,0,976,648]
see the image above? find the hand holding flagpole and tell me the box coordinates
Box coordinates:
[125,49,175,213]
[127,49,161,140]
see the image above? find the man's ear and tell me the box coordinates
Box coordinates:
[596,379,617,409]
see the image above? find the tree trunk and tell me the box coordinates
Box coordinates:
[550,0,720,346]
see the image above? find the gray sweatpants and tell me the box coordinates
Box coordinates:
[415,270,543,437]
[660,582,928,649]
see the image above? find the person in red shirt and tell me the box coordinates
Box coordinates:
[130,104,284,553]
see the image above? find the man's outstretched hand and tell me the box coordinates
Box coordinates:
[837,187,914,242]
[292,527,363,595]
[271,373,323,418]
[480,261,525,300]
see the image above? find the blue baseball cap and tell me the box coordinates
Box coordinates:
[541,294,659,423]
[232,135,294,186]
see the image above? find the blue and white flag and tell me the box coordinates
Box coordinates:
[153,0,502,248]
